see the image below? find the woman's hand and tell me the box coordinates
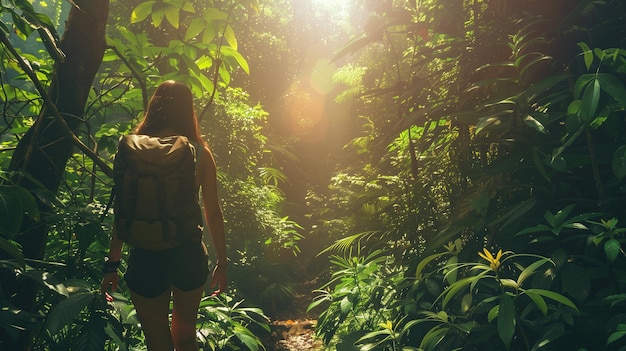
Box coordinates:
[100,271,119,295]
[210,264,227,296]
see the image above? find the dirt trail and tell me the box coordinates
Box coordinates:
[267,277,324,351]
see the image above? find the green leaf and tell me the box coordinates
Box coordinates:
[45,292,95,335]
[444,255,458,285]
[523,114,547,134]
[604,238,621,262]
[151,7,166,27]
[0,186,23,238]
[579,78,600,122]
[597,73,626,106]
[461,293,472,314]
[608,325,626,345]
[578,42,594,69]
[607,331,626,345]
[181,1,195,13]
[185,17,205,40]
[0,300,40,332]
[501,279,518,290]
[340,296,353,315]
[567,100,581,117]
[517,258,550,287]
[415,251,448,279]
[574,74,595,98]
[524,289,578,311]
[488,305,499,323]
[356,329,392,343]
[163,4,180,28]
[532,148,551,182]
[0,238,25,268]
[219,64,231,85]
[202,7,228,21]
[524,289,547,315]
[560,263,590,302]
[420,326,448,350]
[202,26,217,44]
[74,315,106,351]
[74,220,102,253]
[11,12,34,39]
[497,293,515,350]
[130,1,155,23]
[220,46,249,74]
[23,270,68,297]
[534,322,566,349]
[612,146,626,180]
[234,327,260,351]
[223,24,237,50]
[441,276,479,308]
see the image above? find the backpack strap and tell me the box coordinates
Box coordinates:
[175,140,201,243]
[100,187,115,223]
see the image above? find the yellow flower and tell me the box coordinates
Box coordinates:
[378,320,393,331]
[478,248,503,271]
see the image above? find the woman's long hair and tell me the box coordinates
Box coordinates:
[134,80,205,145]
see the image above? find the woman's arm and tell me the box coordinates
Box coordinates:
[100,226,124,294]
[198,146,228,294]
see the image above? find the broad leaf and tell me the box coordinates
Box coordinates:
[523,114,547,134]
[612,145,626,180]
[497,293,515,350]
[163,4,180,28]
[578,42,594,69]
[598,73,626,106]
[223,24,237,50]
[340,296,353,315]
[524,289,578,311]
[220,45,249,74]
[579,78,600,122]
[604,238,621,262]
[0,186,23,238]
[415,251,448,279]
[524,289,547,315]
[45,292,96,335]
[130,1,155,23]
[517,258,550,287]
[185,17,205,40]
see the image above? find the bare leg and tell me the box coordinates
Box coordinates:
[171,285,203,351]
[130,288,174,351]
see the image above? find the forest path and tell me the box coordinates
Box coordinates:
[267,276,324,351]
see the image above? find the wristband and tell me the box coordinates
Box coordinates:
[102,257,120,273]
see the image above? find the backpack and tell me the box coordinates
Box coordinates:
[112,134,203,250]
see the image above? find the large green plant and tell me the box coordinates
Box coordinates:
[311,0,626,350]
[308,249,403,351]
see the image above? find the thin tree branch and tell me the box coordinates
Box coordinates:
[199,2,236,121]
[108,44,148,109]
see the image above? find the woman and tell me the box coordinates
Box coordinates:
[101,80,227,351]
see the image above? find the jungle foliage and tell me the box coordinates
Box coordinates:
[306,0,626,350]
[2,0,626,350]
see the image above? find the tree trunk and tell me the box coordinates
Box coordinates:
[5,1,109,349]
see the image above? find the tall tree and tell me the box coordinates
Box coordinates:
[4,1,109,348]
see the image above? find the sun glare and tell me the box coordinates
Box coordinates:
[311,0,349,20]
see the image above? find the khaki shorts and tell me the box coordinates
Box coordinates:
[125,240,209,298]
